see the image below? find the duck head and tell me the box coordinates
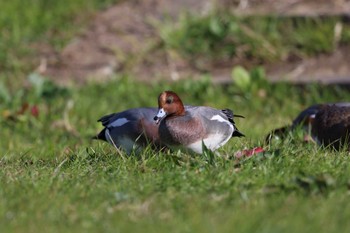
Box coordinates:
[154,91,185,124]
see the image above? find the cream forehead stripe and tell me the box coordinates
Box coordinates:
[108,118,129,127]
[160,92,167,103]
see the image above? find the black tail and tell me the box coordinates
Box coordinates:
[232,128,245,137]
[221,109,245,137]
[92,128,107,141]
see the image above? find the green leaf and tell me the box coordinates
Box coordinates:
[231,66,251,91]
[209,17,223,36]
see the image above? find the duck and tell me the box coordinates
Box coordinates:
[311,103,350,150]
[153,91,244,154]
[266,102,350,150]
[94,107,164,153]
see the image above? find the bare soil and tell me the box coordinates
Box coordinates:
[39,0,350,85]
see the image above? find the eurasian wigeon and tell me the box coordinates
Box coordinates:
[266,102,350,150]
[94,107,164,153]
[153,91,244,154]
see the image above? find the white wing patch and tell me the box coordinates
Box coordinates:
[210,115,228,123]
[108,118,129,127]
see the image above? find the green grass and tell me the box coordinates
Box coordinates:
[0,0,119,86]
[2,1,350,232]
[2,147,350,233]
[1,76,350,232]
[160,13,350,68]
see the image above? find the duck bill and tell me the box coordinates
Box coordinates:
[154,108,166,124]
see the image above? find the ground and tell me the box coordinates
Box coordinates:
[40,0,350,85]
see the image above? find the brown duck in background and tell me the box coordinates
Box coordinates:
[266,103,350,150]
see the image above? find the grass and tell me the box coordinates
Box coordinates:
[160,13,350,68]
[2,1,350,232]
[0,0,119,86]
[2,147,350,233]
[1,75,350,233]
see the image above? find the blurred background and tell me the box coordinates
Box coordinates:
[1,0,350,87]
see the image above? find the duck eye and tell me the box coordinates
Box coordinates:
[166,96,174,104]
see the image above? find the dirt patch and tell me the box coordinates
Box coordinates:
[267,45,350,84]
[40,0,350,85]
